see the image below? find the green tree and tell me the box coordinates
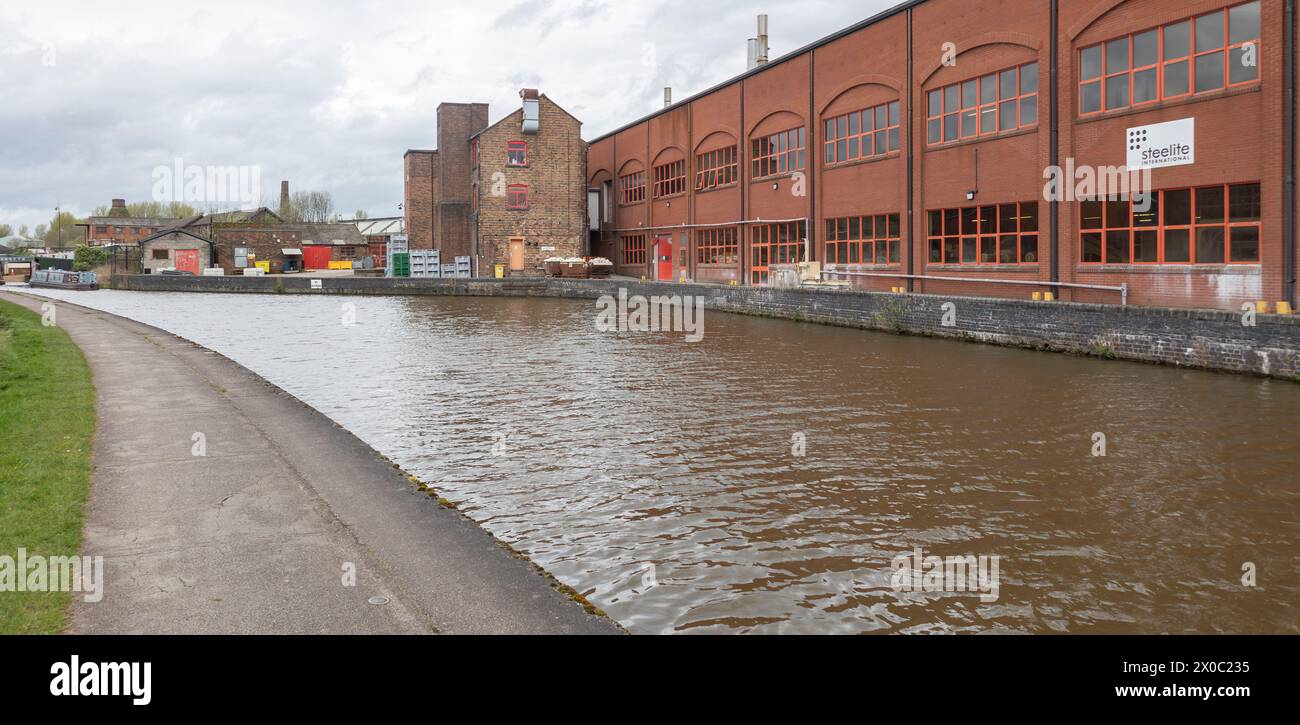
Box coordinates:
[37,211,85,249]
[0,224,12,238]
[72,245,107,271]
[354,209,369,220]
[91,200,198,218]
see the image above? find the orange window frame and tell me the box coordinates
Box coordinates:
[1078,183,1261,265]
[695,226,739,265]
[619,171,645,205]
[749,220,807,285]
[652,159,687,198]
[506,184,528,210]
[751,127,806,178]
[621,234,647,266]
[1078,1,1261,116]
[824,214,901,265]
[824,101,901,165]
[926,202,1040,265]
[695,146,738,191]
[507,141,527,166]
[927,63,1038,145]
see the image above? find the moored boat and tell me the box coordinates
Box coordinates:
[29,269,99,291]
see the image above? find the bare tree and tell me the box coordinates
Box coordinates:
[282,190,335,223]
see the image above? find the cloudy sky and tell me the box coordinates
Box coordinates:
[0,0,896,231]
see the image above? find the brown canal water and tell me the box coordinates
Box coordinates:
[17,288,1300,634]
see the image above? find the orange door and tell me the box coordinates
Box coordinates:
[303,245,332,270]
[655,236,673,281]
[509,238,525,271]
[175,249,200,275]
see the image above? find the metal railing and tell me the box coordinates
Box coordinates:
[820,269,1128,305]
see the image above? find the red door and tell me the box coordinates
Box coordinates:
[175,249,200,275]
[655,236,673,281]
[303,245,332,270]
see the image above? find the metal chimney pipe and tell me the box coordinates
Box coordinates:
[756,14,769,65]
[747,38,758,69]
[664,87,673,108]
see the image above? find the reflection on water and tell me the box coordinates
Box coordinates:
[17,288,1300,634]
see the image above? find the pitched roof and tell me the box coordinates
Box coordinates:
[353,218,404,236]
[136,228,215,248]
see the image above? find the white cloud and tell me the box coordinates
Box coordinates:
[0,0,896,230]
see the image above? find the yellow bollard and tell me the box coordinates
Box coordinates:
[1044,292,1055,302]
[1255,301,1271,315]
[1032,291,1042,301]
[1277,301,1294,315]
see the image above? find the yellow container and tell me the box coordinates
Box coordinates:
[494,264,505,279]
[1044,292,1055,302]
[254,261,270,273]
[327,261,353,270]
[1032,291,1042,301]
[1277,301,1294,315]
[1255,301,1271,314]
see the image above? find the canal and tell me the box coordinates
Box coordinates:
[16,288,1300,634]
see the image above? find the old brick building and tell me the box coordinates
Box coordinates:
[78,199,181,246]
[587,0,1297,311]
[405,90,586,275]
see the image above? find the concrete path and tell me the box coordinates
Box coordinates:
[1,291,621,634]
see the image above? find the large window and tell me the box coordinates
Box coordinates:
[507,141,527,166]
[751,127,806,178]
[695,226,739,265]
[824,101,901,164]
[1079,1,1260,115]
[1079,183,1260,264]
[653,159,687,198]
[507,184,528,210]
[622,234,647,266]
[825,214,901,265]
[927,202,1040,265]
[928,63,1038,144]
[619,171,645,205]
[750,220,807,285]
[696,146,738,191]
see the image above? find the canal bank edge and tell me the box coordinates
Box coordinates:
[112,275,1300,381]
[0,290,624,635]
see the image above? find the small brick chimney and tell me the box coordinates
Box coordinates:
[279,180,290,216]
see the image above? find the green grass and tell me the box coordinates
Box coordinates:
[0,298,95,633]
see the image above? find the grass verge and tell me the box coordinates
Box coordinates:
[0,297,95,633]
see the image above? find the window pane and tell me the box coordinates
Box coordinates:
[1195,51,1225,91]
[1196,227,1225,263]
[930,238,942,262]
[1106,74,1130,109]
[1021,235,1038,263]
[1020,63,1038,93]
[1082,232,1103,262]
[1106,198,1130,228]
[1081,199,1104,229]
[889,102,900,126]
[1019,96,1037,125]
[944,237,959,262]
[1134,230,1159,262]
[1164,60,1189,95]
[944,85,959,112]
[999,204,1017,233]
[944,209,959,234]
[873,131,885,153]
[944,114,958,141]
[1081,81,1102,113]
[1195,11,1225,53]
[928,90,942,117]
[1229,46,1259,84]
[1229,184,1261,221]
[1081,45,1103,80]
[1134,30,1158,67]
[1132,193,1159,226]
[999,100,1017,130]
[888,128,900,151]
[1165,229,1191,261]
[928,118,941,143]
[1196,186,1225,223]
[1230,226,1260,262]
[1164,20,1191,59]
[961,80,978,109]
[889,239,900,263]
[1133,68,1158,103]
[889,215,900,237]
[962,237,977,263]
[1021,202,1039,232]
[981,236,997,263]
[1106,38,1130,72]
[1000,68,1017,98]
[998,236,1016,263]
[962,109,977,137]
[962,207,979,235]
[1106,230,1131,263]
[929,210,943,236]
[849,217,860,239]
[981,74,997,103]
[1230,1,1261,44]
[1164,189,1192,226]
[862,216,874,238]
[875,106,887,129]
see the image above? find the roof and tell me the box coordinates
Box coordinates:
[136,228,215,248]
[469,94,582,142]
[353,218,404,236]
[292,223,365,245]
[178,207,284,227]
[588,0,924,144]
[79,216,182,227]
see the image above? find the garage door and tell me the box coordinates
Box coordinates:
[175,249,200,275]
[303,246,332,270]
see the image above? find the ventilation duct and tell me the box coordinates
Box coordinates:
[520,88,540,134]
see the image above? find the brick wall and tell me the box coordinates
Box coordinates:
[404,150,435,250]
[210,227,303,273]
[474,95,586,274]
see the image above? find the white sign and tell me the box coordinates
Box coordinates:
[311,279,322,289]
[1127,118,1194,170]
[540,246,556,252]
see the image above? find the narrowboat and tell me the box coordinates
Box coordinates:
[28,269,99,291]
